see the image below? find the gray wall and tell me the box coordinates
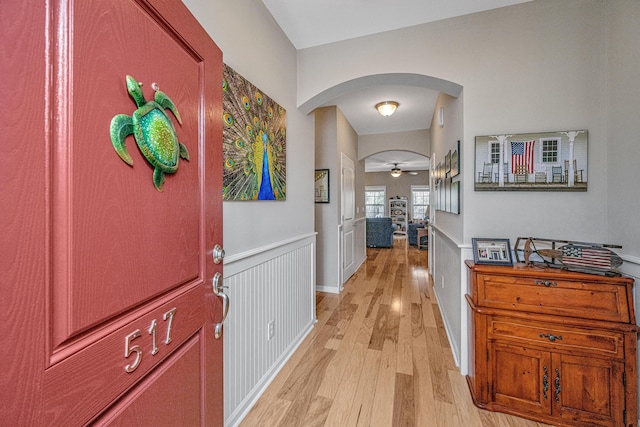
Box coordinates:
[297,0,640,368]
[184,0,315,257]
[365,172,429,219]
[315,107,366,292]
[358,129,431,160]
[607,1,640,271]
[298,0,615,247]
[182,3,318,423]
[314,107,339,290]
[184,0,640,416]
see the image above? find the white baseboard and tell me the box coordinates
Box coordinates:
[226,321,315,427]
[316,284,340,294]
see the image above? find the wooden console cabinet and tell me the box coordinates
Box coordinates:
[466,261,638,427]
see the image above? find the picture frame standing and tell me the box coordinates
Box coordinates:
[472,238,513,265]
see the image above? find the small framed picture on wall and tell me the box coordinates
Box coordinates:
[315,169,329,203]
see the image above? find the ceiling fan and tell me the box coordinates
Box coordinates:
[390,163,418,177]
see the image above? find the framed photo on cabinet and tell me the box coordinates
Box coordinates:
[472,238,513,265]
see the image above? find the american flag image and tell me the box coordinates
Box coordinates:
[561,245,612,269]
[511,140,535,173]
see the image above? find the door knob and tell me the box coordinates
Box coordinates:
[213,244,225,264]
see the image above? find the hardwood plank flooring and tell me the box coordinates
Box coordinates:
[240,236,552,427]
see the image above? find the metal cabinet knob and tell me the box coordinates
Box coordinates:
[539,333,562,342]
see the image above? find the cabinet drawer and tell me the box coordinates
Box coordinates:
[489,317,625,358]
[477,273,631,323]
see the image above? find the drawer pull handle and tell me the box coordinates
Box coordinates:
[554,368,561,403]
[535,280,557,287]
[539,333,562,342]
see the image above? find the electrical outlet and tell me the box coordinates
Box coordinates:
[268,320,275,340]
[441,276,445,288]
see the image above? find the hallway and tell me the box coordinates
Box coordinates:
[240,237,550,426]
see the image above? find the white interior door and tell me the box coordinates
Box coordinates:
[341,153,356,285]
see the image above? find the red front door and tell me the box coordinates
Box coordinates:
[1,1,224,425]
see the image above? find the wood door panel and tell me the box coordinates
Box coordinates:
[3,0,222,424]
[47,0,221,424]
[1,2,48,425]
[44,286,205,425]
[51,0,205,346]
[92,332,203,426]
[492,342,551,416]
[555,354,624,427]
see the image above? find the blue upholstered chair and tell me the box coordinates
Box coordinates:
[366,217,394,248]
[408,222,428,247]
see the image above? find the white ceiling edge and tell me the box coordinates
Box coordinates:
[261,0,533,49]
[365,150,430,173]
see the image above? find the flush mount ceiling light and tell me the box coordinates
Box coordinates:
[375,101,399,117]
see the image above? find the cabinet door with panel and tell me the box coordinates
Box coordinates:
[491,342,551,416]
[490,342,625,426]
[554,353,625,427]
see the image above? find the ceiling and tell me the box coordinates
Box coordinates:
[260,0,532,172]
[365,150,430,174]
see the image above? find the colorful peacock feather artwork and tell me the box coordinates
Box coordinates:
[222,64,286,201]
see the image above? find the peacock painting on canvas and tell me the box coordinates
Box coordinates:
[222,64,286,201]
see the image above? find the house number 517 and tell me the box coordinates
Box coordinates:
[124,307,177,373]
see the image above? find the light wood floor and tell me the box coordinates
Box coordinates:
[240,236,552,427]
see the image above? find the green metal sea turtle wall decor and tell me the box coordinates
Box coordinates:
[110,75,189,191]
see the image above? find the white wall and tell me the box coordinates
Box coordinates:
[315,107,340,290]
[605,6,640,414]
[297,0,640,368]
[182,2,317,425]
[606,1,640,262]
[185,0,640,418]
[184,0,315,257]
[365,171,429,217]
[315,107,366,292]
[428,91,465,362]
[358,129,431,160]
[298,0,611,247]
[429,93,464,242]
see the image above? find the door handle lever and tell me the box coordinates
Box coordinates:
[212,272,229,339]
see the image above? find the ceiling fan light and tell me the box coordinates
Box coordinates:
[376,101,399,117]
[390,168,402,178]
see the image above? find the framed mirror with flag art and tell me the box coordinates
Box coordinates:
[474,130,588,191]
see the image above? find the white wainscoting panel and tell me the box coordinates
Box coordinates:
[223,234,316,427]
